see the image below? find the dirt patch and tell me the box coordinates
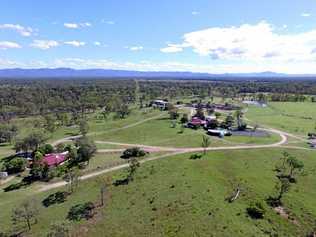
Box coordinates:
[274,206,299,226]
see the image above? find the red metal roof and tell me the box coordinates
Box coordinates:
[190,117,207,125]
[42,152,68,167]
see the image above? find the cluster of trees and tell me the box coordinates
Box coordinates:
[2,79,316,122]
[0,124,18,144]
[270,93,308,102]
[0,79,136,122]
[2,134,96,185]
[14,131,48,153]
[244,152,305,221]
[269,152,304,206]
[2,133,49,175]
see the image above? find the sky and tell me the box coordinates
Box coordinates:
[0,0,316,73]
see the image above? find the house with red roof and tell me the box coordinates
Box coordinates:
[186,117,207,129]
[42,151,69,167]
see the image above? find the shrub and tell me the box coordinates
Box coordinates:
[42,191,69,207]
[47,221,71,237]
[0,232,8,237]
[189,154,203,160]
[67,202,95,221]
[121,147,147,159]
[3,157,26,174]
[246,201,266,219]
[3,182,26,192]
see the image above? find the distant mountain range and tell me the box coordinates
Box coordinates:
[0,68,315,80]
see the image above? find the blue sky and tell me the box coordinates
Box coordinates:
[0,0,316,73]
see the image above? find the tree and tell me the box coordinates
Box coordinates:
[30,151,51,181]
[63,168,80,194]
[127,157,140,182]
[14,138,29,153]
[55,143,65,153]
[214,112,221,120]
[95,177,111,206]
[0,124,18,144]
[75,137,97,165]
[168,104,179,120]
[3,157,26,174]
[235,109,244,130]
[100,109,110,120]
[38,144,54,155]
[47,221,70,237]
[44,114,57,133]
[195,103,205,120]
[275,152,304,182]
[15,131,48,153]
[286,156,304,181]
[180,114,189,124]
[11,199,39,231]
[56,113,71,127]
[79,119,89,136]
[275,177,291,202]
[252,124,259,132]
[224,114,234,129]
[269,152,304,206]
[201,135,211,155]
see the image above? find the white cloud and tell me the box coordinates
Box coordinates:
[30,40,59,50]
[93,41,108,47]
[192,11,200,15]
[64,23,79,29]
[160,44,183,53]
[64,41,86,47]
[64,22,92,29]
[161,21,316,63]
[0,41,21,50]
[301,13,311,17]
[0,24,33,36]
[101,20,115,25]
[126,46,144,51]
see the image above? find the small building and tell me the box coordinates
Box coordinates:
[42,151,69,167]
[15,152,33,161]
[243,100,267,107]
[0,172,8,179]
[152,100,169,110]
[308,139,316,148]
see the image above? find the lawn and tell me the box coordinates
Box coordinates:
[1,148,315,236]
[246,102,316,137]
[92,115,281,148]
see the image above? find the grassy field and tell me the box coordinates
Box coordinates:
[246,102,316,136]
[1,148,316,236]
[84,151,170,173]
[0,108,162,158]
